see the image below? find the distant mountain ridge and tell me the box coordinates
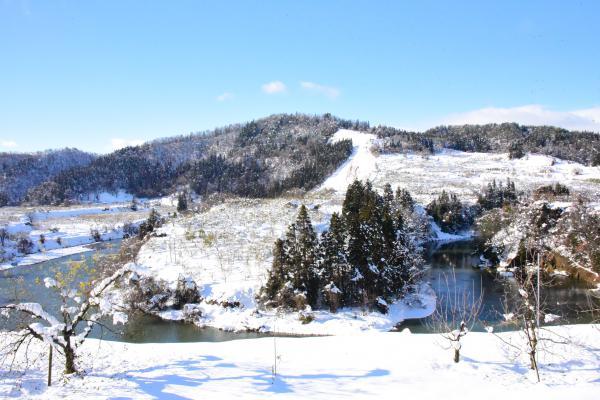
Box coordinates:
[2,113,599,206]
[0,148,96,206]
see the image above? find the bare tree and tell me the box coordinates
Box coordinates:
[428,270,483,363]
[1,262,136,375]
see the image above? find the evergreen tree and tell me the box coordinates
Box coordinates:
[318,213,351,309]
[293,205,320,306]
[262,180,426,313]
[262,239,290,305]
[426,191,469,233]
[176,192,188,212]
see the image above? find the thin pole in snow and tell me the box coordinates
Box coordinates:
[47,345,53,387]
[536,252,540,328]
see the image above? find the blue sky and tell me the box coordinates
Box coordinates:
[1,1,599,153]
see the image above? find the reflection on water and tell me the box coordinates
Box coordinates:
[0,240,273,343]
[1,239,596,340]
[120,314,270,343]
[398,240,597,333]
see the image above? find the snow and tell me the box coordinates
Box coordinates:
[1,245,95,270]
[319,129,378,192]
[1,324,598,399]
[0,202,149,269]
[429,219,472,242]
[318,130,600,205]
[122,131,599,334]
[112,312,129,325]
[28,205,134,222]
[544,313,561,323]
[129,192,436,335]
[80,190,134,204]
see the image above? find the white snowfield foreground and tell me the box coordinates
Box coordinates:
[1,325,598,399]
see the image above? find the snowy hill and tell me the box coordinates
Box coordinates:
[319,130,600,205]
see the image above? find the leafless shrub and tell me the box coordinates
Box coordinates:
[427,270,483,363]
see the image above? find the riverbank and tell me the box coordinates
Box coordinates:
[1,324,598,399]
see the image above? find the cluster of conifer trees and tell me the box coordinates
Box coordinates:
[477,178,518,210]
[426,191,473,234]
[261,180,423,313]
[19,114,356,206]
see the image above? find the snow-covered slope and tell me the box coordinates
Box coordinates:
[318,130,600,205]
[0,204,150,269]
[320,129,378,192]
[134,196,435,334]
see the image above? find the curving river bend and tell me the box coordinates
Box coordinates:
[0,240,596,342]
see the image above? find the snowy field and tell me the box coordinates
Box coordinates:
[0,200,163,269]
[1,325,598,399]
[320,129,600,204]
[1,130,599,398]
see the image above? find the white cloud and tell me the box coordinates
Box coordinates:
[0,140,18,149]
[216,92,235,102]
[110,138,145,151]
[441,105,600,132]
[300,81,340,99]
[261,81,287,94]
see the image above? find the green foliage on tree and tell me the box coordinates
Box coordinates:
[138,208,163,239]
[426,191,472,233]
[176,192,188,212]
[477,179,518,210]
[262,180,423,313]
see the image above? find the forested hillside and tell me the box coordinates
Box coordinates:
[376,123,600,165]
[20,114,359,205]
[0,148,96,205]
[2,114,599,206]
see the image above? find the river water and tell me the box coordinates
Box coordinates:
[0,239,596,342]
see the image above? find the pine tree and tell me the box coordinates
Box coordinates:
[177,192,188,212]
[294,205,319,307]
[263,239,289,304]
[318,212,350,309]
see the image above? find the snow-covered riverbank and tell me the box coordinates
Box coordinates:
[1,324,598,399]
[0,203,151,270]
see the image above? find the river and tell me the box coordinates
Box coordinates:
[0,239,596,341]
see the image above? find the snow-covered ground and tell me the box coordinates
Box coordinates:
[134,194,436,334]
[128,130,599,334]
[319,129,379,192]
[1,325,598,399]
[0,203,153,269]
[321,130,600,205]
[1,129,599,398]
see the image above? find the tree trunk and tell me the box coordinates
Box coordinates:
[454,348,460,363]
[64,344,76,374]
